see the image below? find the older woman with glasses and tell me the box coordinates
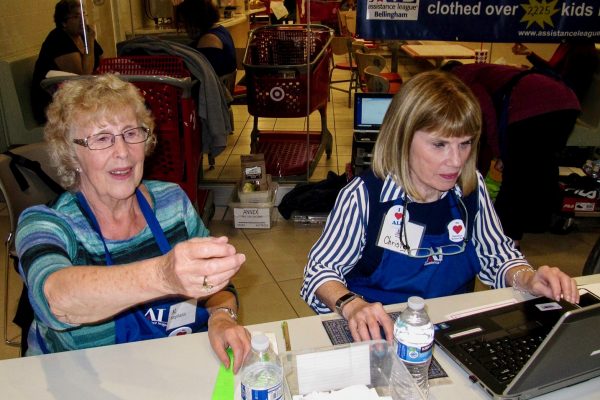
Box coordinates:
[301,71,579,343]
[16,74,250,373]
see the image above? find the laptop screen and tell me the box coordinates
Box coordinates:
[354,93,394,130]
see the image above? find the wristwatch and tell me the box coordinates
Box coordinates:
[335,292,363,315]
[210,307,238,321]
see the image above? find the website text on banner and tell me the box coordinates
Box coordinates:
[357,0,600,42]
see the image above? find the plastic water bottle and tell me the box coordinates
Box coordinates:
[241,334,283,400]
[393,296,434,398]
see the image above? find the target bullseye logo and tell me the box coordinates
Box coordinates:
[269,86,285,102]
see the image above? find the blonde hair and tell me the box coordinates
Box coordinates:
[371,70,482,200]
[44,74,156,190]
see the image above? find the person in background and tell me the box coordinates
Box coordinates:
[31,0,104,124]
[449,63,580,247]
[512,41,598,102]
[270,0,296,24]
[175,0,239,170]
[175,0,237,77]
[301,71,579,343]
[17,74,250,373]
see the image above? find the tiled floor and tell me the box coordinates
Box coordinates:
[200,105,349,182]
[2,58,599,361]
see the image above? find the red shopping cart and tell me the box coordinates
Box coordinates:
[298,0,342,31]
[243,24,334,179]
[96,56,209,217]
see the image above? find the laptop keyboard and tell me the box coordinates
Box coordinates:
[460,333,546,383]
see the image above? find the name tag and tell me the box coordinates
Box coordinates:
[167,299,197,330]
[376,206,424,255]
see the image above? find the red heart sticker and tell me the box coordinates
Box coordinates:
[394,212,403,220]
[452,225,463,234]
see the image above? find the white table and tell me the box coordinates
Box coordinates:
[0,275,598,399]
[401,44,476,67]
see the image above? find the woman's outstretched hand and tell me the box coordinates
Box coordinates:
[156,236,245,298]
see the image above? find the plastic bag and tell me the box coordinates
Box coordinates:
[278,171,348,219]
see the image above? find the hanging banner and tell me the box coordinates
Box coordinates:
[357,0,600,42]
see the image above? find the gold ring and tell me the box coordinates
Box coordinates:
[202,275,213,291]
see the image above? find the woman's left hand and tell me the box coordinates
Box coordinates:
[208,313,251,374]
[524,266,579,304]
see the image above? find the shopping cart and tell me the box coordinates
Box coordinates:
[243,24,334,179]
[298,0,342,31]
[95,56,209,218]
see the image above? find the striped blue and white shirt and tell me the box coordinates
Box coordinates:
[301,172,529,314]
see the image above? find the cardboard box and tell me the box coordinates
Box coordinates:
[559,183,600,213]
[229,183,278,229]
[233,206,272,229]
[240,154,267,190]
[238,174,272,203]
[561,196,597,213]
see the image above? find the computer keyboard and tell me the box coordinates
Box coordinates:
[460,333,546,383]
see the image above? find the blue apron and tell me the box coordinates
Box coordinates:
[347,172,481,305]
[76,189,209,344]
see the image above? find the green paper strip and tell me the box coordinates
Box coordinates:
[212,348,235,400]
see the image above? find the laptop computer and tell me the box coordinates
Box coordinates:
[353,92,394,134]
[352,93,394,175]
[434,293,600,399]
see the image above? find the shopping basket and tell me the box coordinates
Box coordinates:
[243,24,334,179]
[96,56,207,215]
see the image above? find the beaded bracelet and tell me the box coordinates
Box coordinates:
[511,266,535,293]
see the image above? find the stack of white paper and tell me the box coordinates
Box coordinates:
[292,384,392,400]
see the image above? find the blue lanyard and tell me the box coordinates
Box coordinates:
[36,188,173,354]
[76,188,172,266]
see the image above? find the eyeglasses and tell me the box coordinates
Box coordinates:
[73,127,150,150]
[399,195,468,258]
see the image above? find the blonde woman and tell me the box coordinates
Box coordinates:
[301,71,579,342]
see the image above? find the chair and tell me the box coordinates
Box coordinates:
[339,10,356,36]
[329,36,358,107]
[220,70,247,103]
[0,55,46,150]
[354,48,402,93]
[0,142,63,347]
[353,47,384,92]
[364,66,401,94]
